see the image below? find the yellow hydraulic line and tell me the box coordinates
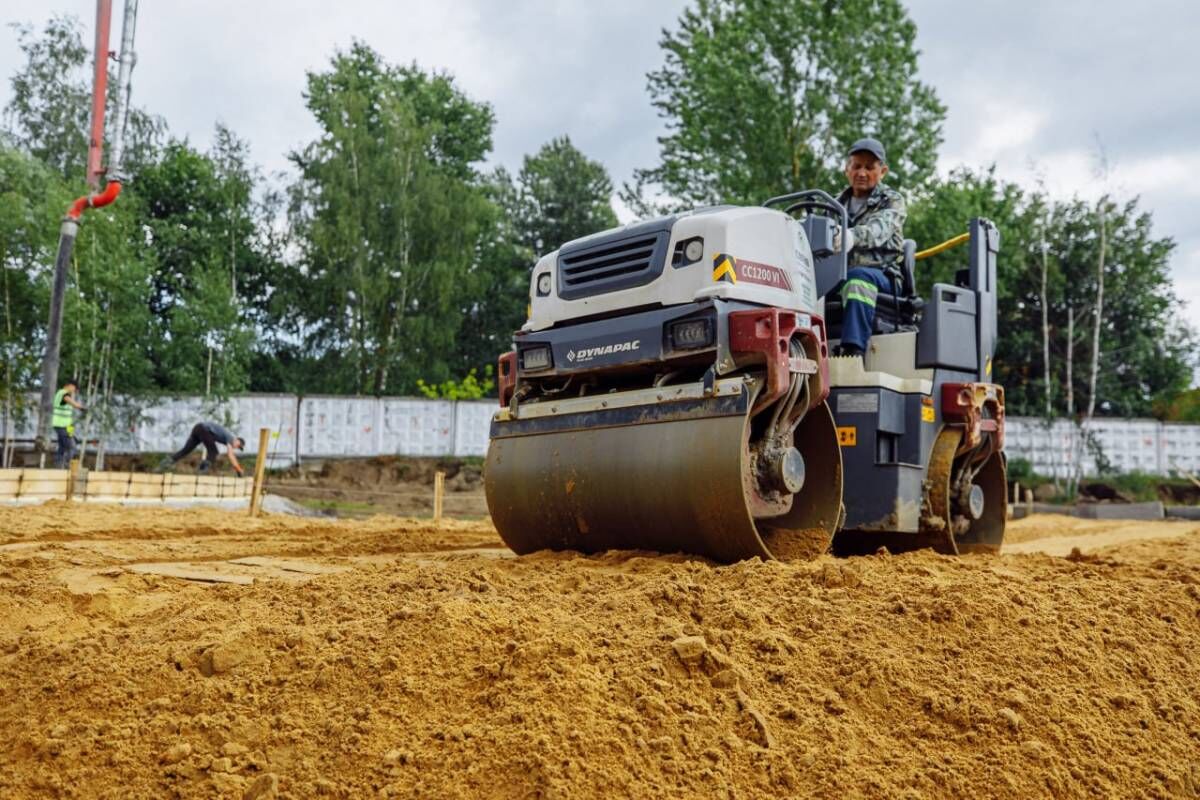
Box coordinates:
[915,232,970,261]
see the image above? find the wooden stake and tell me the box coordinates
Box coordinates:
[433,471,445,525]
[249,427,270,517]
[67,458,80,501]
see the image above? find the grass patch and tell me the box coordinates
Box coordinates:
[294,497,379,514]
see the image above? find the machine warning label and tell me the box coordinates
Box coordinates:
[921,406,936,422]
[837,393,879,413]
[837,426,857,447]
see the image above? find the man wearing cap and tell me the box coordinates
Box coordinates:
[51,379,87,468]
[164,421,246,476]
[835,137,907,357]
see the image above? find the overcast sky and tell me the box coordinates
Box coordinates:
[2,0,1198,329]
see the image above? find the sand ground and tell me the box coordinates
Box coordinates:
[1,504,1198,798]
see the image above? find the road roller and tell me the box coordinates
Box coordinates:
[484,190,1006,562]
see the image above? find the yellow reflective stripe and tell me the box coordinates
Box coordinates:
[844,291,877,307]
[841,278,878,307]
[842,278,878,295]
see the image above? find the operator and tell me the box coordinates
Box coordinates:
[162,421,246,476]
[834,137,907,357]
[51,379,87,468]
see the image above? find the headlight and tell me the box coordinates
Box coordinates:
[521,345,552,371]
[672,237,705,267]
[670,318,714,350]
[536,272,552,296]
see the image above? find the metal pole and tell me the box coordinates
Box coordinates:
[107,0,138,182]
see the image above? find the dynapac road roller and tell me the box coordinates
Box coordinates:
[484,190,1006,562]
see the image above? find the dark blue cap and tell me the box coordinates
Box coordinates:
[847,138,886,163]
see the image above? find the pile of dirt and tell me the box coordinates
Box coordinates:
[267,456,487,519]
[1159,482,1200,506]
[1,508,1198,798]
[280,456,482,492]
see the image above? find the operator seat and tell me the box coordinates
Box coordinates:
[823,239,923,338]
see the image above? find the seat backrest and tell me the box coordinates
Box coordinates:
[901,239,916,297]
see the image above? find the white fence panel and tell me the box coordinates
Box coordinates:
[1162,424,1200,474]
[135,397,209,453]
[379,398,454,456]
[9,390,1200,475]
[228,395,298,467]
[300,396,380,457]
[455,401,495,457]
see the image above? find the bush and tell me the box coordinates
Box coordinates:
[415,367,495,400]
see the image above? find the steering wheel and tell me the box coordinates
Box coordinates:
[763,189,849,233]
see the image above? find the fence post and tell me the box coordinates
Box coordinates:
[249,427,270,517]
[66,458,80,501]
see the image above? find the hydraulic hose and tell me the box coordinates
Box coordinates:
[915,232,970,261]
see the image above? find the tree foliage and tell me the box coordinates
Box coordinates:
[908,168,1195,417]
[5,15,162,182]
[453,136,619,377]
[284,43,495,395]
[625,0,944,211]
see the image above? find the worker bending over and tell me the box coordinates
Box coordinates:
[164,421,246,476]
[834,137,907,357]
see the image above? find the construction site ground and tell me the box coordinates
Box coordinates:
[1,504,1198,799]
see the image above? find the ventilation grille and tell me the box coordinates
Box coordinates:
[556,231,669,300]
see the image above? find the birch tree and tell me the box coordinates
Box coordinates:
[286,44,494,395]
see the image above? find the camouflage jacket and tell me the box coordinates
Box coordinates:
[837,184,907,268]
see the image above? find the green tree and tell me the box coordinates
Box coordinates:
[4,15,162,182]
[133,131,267,393]
[512,135,618,255]
[907,168,1194,418]
[1155,388,1200,422]
[0,141,68,450]
[453,137,620,378]
[624,0,944,212]
[450,168,533,380]
[286,43,495,395]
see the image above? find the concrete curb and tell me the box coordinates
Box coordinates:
[1076,501,1164,520]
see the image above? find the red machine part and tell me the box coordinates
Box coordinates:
[69,0,123,219]
[941,381,1005,451]
[728,308,829,413]
[497,350,518,407]
[85,0,113,189]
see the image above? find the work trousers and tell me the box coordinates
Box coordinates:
[839,266,896,351]
[53,427,75,468]
[171,424,220,470]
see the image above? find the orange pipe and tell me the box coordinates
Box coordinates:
[66,180,122,221]
[86,0,113,190]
